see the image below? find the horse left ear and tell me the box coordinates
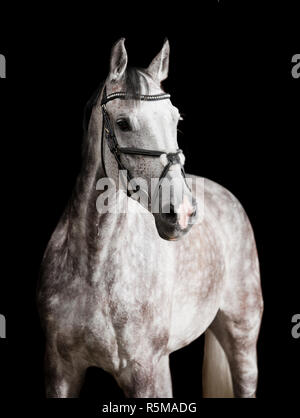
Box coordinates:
[146,39,170,84]
[109,38,128,82]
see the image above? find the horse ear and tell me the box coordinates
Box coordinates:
[109,38,128,82]
[146,39,170,83]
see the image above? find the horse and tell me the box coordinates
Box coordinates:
[37,38,263,398]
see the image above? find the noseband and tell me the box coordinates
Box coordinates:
[101,86,188,198]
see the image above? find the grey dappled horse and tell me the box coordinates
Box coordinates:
[37,39,263,398]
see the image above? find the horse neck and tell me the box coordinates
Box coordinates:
[67,106,124,243]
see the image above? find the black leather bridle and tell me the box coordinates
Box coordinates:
[101,86,188,198]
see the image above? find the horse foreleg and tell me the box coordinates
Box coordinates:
[116,355,172,398]
[154,355,173,397]
[209,308,262,398]
[44,346,86,398]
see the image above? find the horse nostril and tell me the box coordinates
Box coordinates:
[190,206,197,218]
[161,204,177,223]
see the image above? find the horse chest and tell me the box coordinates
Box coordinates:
[83,228,177,361]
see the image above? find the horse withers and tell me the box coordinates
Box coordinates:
[37,38,263,398]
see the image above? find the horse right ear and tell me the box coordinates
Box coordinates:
[146,39,170,84]
[109,38,128,82]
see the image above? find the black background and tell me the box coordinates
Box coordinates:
[0,1,299,413]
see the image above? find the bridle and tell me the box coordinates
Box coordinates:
[100,86,188,199]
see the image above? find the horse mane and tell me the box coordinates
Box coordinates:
[82,67,150,137]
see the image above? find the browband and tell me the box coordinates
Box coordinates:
[101,91,171,106]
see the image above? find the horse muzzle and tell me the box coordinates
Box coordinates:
[154,196,197,241]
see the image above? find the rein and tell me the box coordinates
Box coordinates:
[100,86,188,198]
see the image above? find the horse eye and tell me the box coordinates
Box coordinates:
[116,119,131,132]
